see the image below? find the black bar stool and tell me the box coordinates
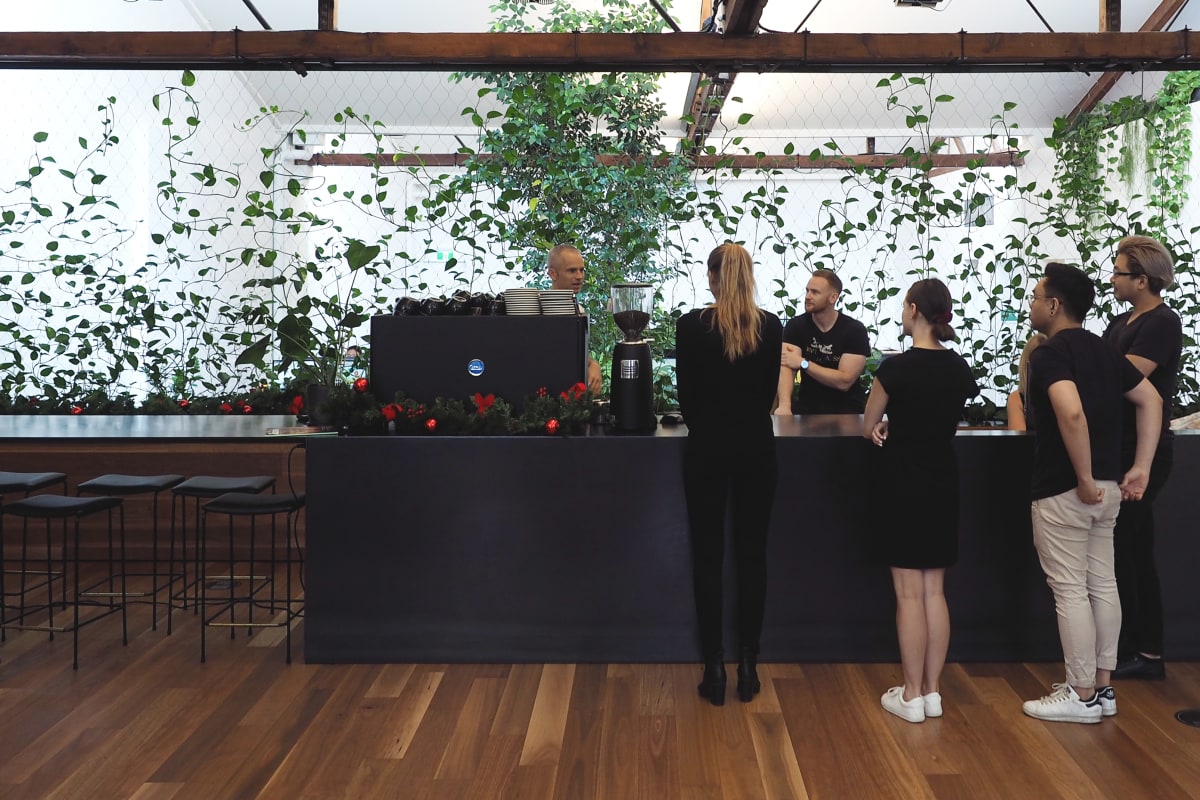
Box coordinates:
[0,494,128,668]
[0,471,70,628]
[0,472,68,496]
[199,492,305,664]
[76,474,185,633]
[172,476,276,610]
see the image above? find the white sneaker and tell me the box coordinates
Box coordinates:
[923,691,943,718]
[1022,683,1103,724]
[1096,686,1117,717]
[882,686,925,723]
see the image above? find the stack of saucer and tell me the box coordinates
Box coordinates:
[503,288,542,316]
[539,289,579,315]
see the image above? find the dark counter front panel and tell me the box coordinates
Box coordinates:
[305,429,1200,663]
[306,435,696,662]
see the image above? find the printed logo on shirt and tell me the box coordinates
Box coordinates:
[808,338,836,365]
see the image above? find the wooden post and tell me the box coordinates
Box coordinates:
[1069,0,1189,119]
[1100,0,1121,32]
[318,0,338,32]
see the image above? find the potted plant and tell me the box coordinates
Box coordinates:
[236,237,384,424]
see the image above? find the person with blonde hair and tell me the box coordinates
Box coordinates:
[1007,333,1048,431]
[1103,235,1183,681]
[862,278,979,723]
[675,242,783,706]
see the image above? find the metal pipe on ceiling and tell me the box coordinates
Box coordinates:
[241,0,272,31]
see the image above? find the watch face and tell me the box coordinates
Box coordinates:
[801,359,810,370]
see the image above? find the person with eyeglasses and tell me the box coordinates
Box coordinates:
[1102,236,1183,682]
[1020,263,1161,724]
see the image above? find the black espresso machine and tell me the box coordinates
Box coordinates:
[369,314,588,411]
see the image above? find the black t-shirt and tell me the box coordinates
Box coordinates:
[1102,303,1182,450]
[1028,328,1145,500]
[676,308,783,440]
[782,312,871,414]
[875,348,979,450]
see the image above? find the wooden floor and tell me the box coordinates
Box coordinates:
[2,581,1200,800]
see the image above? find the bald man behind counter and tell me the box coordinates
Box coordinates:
[547,244,604,394]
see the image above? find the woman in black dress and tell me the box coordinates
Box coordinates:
[676,243,783,706]
[862,278,979,723]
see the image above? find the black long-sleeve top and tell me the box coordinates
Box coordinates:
[675,307,783,441]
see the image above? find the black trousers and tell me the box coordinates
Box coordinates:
[682,435,777,661]
[1115,440,1173,657]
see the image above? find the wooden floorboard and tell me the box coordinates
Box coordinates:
[3,577,1200,799]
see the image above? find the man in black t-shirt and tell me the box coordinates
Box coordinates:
[775,270,871,415]
[1021,263,1161,726]
[1102,236,1183,681]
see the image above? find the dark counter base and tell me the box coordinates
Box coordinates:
[306,427,1200,664]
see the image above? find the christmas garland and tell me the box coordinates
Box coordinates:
[319,380,595,436]
[0,383,304,416]
[0,380,595,438]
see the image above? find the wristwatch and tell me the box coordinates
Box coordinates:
[800,359,810,371]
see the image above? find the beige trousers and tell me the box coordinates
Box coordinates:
[1030,482,1122,688]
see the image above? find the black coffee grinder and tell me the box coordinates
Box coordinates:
[610,282,658,433]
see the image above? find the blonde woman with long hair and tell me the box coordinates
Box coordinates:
[1007,333,1047,431]
[675,243,783,706]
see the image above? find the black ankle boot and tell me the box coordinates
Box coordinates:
[737,647,760,703]
[698,659,727,706]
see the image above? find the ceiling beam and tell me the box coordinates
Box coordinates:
[722,0,771,36]
[1100,0,1121,32]
[0,31,1197,72]
[1069,0,1189,118]
[318,0,338,32]
[683,0,769,150]
[682,1,719,148]
[299,150,1024,171]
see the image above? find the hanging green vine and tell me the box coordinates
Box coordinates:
[1046,70,1200,412]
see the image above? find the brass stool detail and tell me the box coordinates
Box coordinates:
[172,475,276,611]
[199,492,304,664]
[77,474,185,633]
[0,494,128,668]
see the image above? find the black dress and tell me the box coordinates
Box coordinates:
[871,347,979,569]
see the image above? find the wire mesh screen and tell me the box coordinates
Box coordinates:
[0,63,1196,415]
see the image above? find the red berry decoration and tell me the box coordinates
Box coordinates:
[178,398,190,409]
[545,418,560,435]
[220,402,233,414]
[353,377,369,393]
[425,418,438,432]
[70,405,83,415]
[241,404,253,414]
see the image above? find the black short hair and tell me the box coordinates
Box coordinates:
[1043,262,1095,322]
